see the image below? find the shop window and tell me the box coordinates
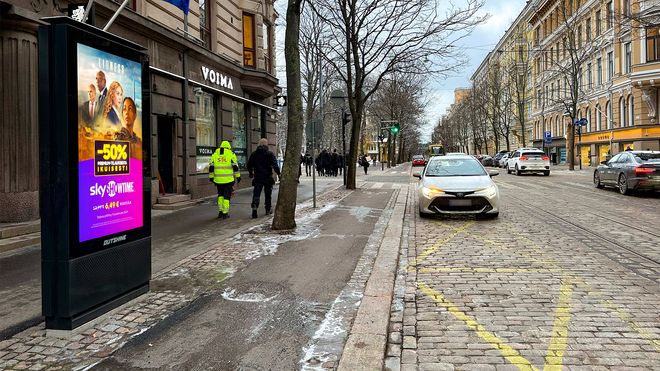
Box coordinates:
[200,0,211,49]
[232,101,247,168]
[243,13,256,67]
[646,27,660,63]
[195,90,216,173]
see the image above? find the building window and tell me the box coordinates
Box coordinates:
[587,62,593,89]
[586,18,592,41]
[596,10,602,35]
[607,51,614,80]
[232,101,247,168]
[195,91,216,173]
[624,42,632,73]
[629,95,635,125]
[646,27,660,63]
[577,25,582,49]
[623,0,631,16]
[620,97,627,128]
[587,109,592,132]
[606,101,612,129]
[596,104,602,130]
[597,57,603,85]
[243,13,256,67]
[606,2,613,29]
[199,0,211,49]
[263,22,273,74]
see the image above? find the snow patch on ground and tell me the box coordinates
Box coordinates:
[349,206,373,223]
[221,288,277,303]
[240,203,336,261]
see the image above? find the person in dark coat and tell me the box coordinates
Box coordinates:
[360,154,370,175]
[320,149,330,176]
[247,138,281,218]
[304,152,313,176]
[331,149,339,177]
[315,155,322,176]
[338,154,344,176]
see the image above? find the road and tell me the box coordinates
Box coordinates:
[0,176,341,340]
[390,166,660,370]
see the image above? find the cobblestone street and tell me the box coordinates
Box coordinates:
[390,169,660,371]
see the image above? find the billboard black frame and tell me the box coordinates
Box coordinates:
[39,16,151,330]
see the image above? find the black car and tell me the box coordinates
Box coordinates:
[594,151,660,195]
[491,150,509,167]
[481,155,494,167]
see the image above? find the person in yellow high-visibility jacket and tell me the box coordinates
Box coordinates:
[209,141,241,219]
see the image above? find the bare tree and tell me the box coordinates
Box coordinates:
[272,0,305,230]
[311,0,485,189]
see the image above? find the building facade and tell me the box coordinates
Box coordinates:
[529,0,660,166]
[0,0,280,222]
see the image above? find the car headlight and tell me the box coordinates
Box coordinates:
[422,186,444,198]
[476,184,498,198]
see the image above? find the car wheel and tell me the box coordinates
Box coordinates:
[543,171,550,176]
[506,164,512,174]
[515,165,521,176]
[594,171,604,189]
[618,173,631,195]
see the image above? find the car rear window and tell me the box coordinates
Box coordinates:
[634,153,660,161]
[522,152,544,158]
[413,155,423,159]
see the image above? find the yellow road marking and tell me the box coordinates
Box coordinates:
[418,267,562,274]
[543,277,573,371]
[418,282,539,371]
[408,221,474,269]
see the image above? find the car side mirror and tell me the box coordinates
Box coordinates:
[413,171,422,179]
[488,170,499,177]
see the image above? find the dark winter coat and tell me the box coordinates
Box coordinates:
[247,145,280,185]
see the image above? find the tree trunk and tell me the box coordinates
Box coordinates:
[346,113,361,189]
[272,0,303,230]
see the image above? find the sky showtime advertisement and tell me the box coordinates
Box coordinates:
[77,43,143,243]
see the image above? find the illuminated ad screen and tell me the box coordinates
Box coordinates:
[77,43,143,243]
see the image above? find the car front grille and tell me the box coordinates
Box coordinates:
[430,196,492,212]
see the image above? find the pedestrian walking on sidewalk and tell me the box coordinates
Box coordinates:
[209,141,241,219]
[304,152,313,176]
[247,138,281,218]
[360,154,370,175]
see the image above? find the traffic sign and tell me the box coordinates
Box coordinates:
[544,131,552,144]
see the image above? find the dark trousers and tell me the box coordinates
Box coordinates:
[363,166,368,174]
[252,181,273,211]
[216,183,233,199]
[305,164,312,176]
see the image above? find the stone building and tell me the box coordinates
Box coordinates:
[528,0,660,166]
[0,0,280,222]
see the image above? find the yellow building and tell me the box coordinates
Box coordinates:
[529,0,660,166]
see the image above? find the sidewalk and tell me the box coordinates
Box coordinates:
[0,169,409,370]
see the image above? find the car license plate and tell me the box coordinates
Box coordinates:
[449,199,472,206]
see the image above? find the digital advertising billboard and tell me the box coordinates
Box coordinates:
[39,17,151,330]
[76,44,143,243]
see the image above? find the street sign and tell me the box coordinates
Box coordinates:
[544,131,552,144]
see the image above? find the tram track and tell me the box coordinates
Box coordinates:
[506,194,660,279]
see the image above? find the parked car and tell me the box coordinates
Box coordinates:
[498,153,510,168]
[594,151,660,195]
[506,148,550,176]
[481,155,494,167]
[492,150,509,167]
[412,155,426,167]
[413,155,500,219]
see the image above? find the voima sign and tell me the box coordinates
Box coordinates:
[201,66,234,90]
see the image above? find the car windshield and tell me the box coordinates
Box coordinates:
[425,158,487,177]
[634,153,660,162]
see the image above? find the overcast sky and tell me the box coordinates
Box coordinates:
[275,0,528,142]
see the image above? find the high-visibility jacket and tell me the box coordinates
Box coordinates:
[209,147,238,184]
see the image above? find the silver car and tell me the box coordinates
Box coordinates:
[414,155,500,219]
